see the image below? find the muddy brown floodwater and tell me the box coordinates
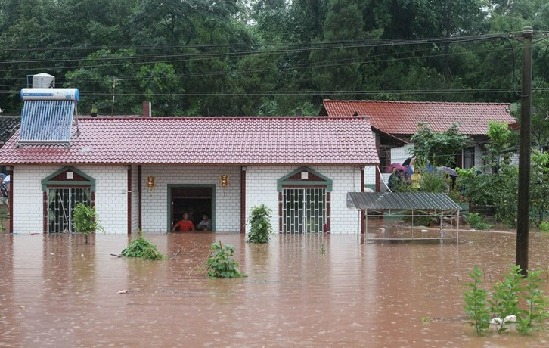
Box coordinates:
[1,231,549,347]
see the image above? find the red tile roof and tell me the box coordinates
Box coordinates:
[322,100,516,136]
[0,117,379,165]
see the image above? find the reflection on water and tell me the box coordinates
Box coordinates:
[1,231,549,347]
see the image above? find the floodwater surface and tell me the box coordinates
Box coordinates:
[1,231,549,347]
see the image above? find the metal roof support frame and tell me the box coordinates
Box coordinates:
[348,192,460,243]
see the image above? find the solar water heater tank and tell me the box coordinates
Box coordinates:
[20,88,80,101]
[32,73,55,88]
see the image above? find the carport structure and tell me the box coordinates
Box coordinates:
[347,192,461,243]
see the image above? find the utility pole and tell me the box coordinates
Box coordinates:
[111,77,118,116]
[516,26,533,276]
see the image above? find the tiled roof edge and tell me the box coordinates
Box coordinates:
[322,99,511,106]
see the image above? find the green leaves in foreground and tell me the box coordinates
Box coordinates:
[247,204,272,244]
[207,241,245,278]
[464,266,491,335]
[464,265,549,336]
[121,233,165,260]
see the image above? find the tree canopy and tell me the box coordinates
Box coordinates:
[0,0,548,120]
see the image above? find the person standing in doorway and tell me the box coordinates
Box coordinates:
[197,214,212,231]
[172,212,195,232]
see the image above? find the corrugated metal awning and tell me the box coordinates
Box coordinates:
[347,192,460,211]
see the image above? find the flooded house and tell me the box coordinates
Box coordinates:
[0,90,379,235]
[320,100,517,190]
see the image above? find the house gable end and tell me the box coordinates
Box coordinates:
[277,166,333,191]
[41,166,96,190]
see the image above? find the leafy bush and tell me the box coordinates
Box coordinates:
[540,221,549,232]
[448,189,467,203]
[207,241,245,278]
[419,170,449,193]
[490,266,522,333]
[72,203,104,243]
[464,265,549,336]
[466,213,492,230]
[247,204,272,243]
[517,270,549,334]
[464,266,490,336]
[73,203,102,234]
[121,231,165,260]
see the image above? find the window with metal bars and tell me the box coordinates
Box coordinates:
[283,188,326,234]
[47,187,90,233]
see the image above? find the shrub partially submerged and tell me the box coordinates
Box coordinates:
[121,231,165,260]
[207,241,245,278]
[247,204,272,243]
[72,203,104,243]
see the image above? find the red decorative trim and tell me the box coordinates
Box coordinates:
[8,168,13,233]
[282,185,328,189]
[127,166,132,235]
[287,171,323,181]
[43,191,47,234]
[50,170,90,182]
[137,166,142,230]
[240,167,246,234]
[361,168,365,235]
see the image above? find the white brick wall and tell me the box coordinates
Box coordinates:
[245,165,363,234]
[13,165,128,234]
[140,166,240,233]
[93,166,128,234]
[13,164,365,235]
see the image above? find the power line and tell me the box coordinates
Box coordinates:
[0,39,517,84]
[0,33,512,66]
[0,88,520,97]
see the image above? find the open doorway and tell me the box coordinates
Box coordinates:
[169,185,214,231]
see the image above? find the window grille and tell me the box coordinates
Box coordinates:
[283,188,326,233]
[48,187,90,233]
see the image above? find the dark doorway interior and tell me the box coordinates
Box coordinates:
[170,186,213,230]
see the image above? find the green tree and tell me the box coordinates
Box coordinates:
[530,150,549,226]
[310,0,367,99]
[411,123,471,167]
[64,49,141,115]
[484,121,516,173]
[137,62,181,116]
[531,81,549,151]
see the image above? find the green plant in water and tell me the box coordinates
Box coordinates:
[465,265,549,336]
[489,265,523,333]
[540,221,549,233]
[466,213,492,230]
[517,270,549,335]
[464,266,490,335]
[207,241,245,278]
[247,204,272,243]
[121,230,165,260]
[72,203,103,243]
[0,205,9,232]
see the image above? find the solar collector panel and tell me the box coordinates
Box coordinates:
[18,100,76,145]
